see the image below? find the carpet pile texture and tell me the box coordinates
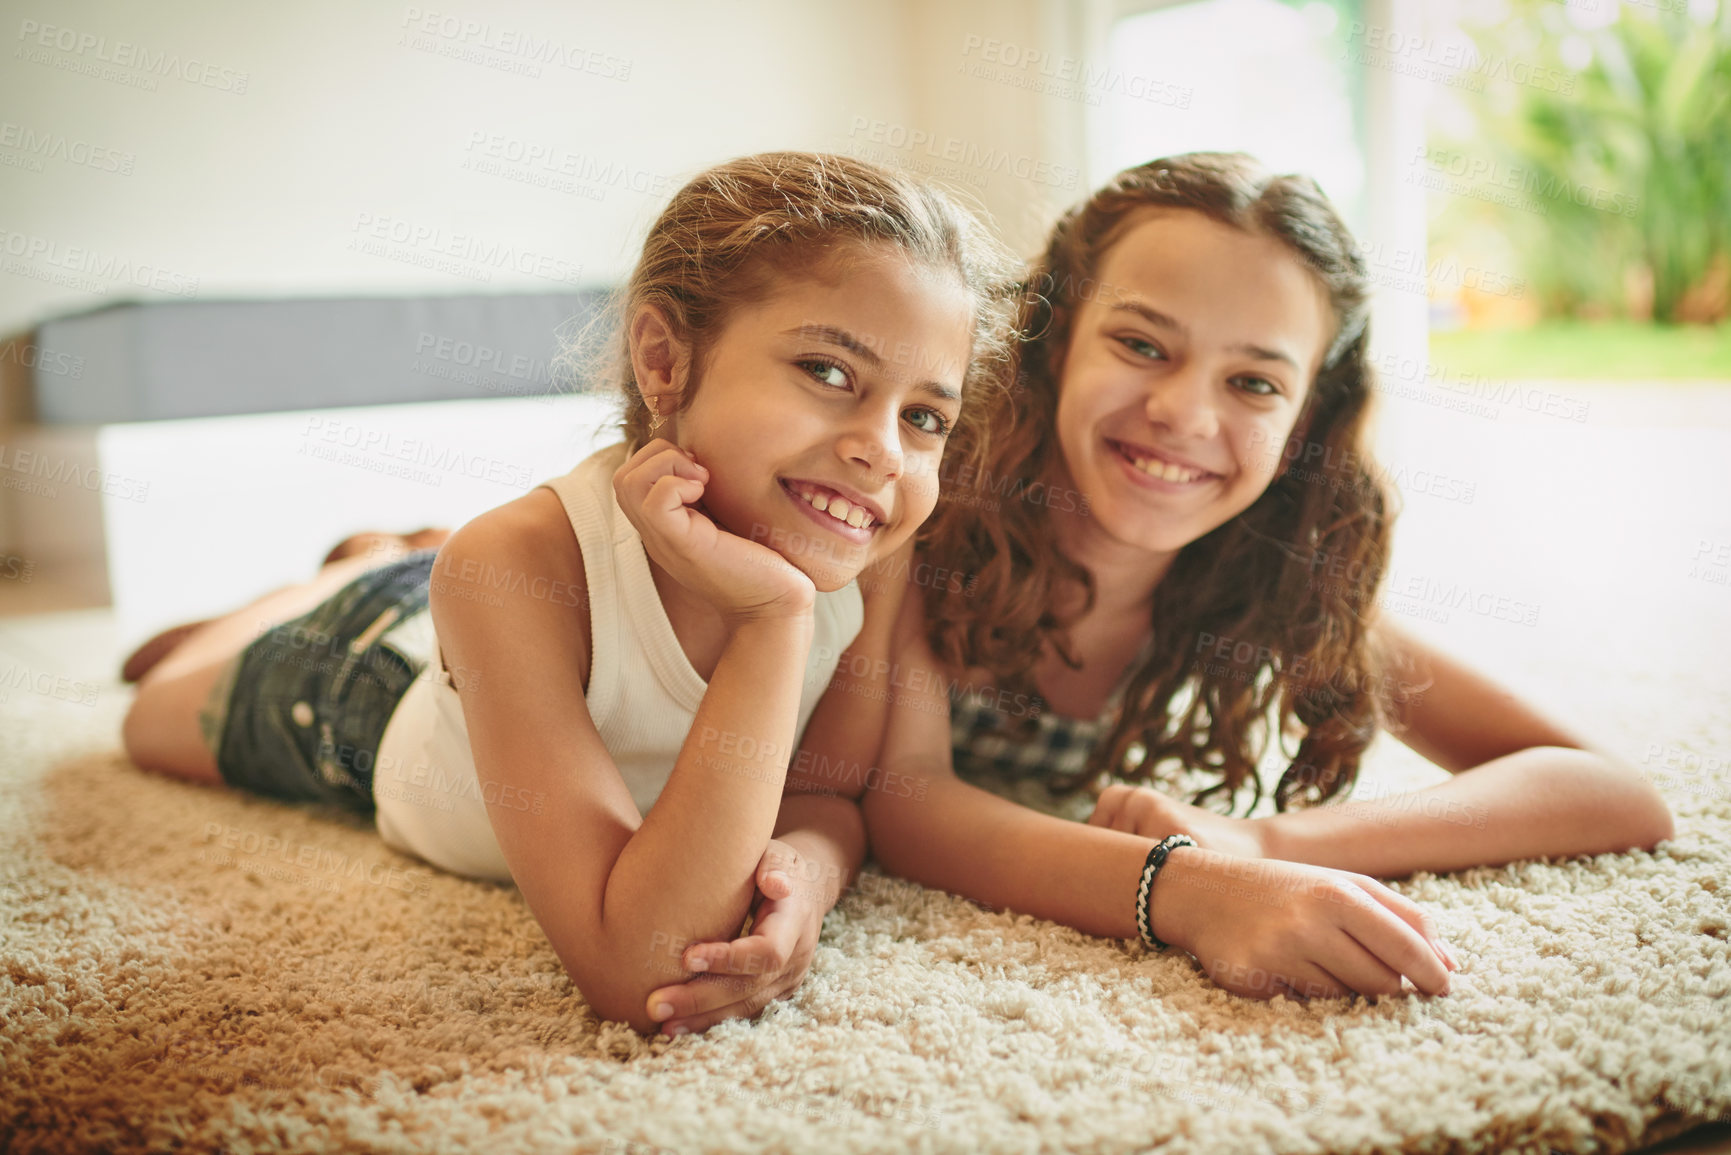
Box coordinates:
[2,664,1727,1154]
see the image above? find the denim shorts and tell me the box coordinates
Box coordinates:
[209,551,438,816]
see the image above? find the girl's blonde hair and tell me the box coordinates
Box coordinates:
[920,151,1411,815]
[595,151,1019,476]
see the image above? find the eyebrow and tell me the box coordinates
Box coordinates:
[1108,301,1301,373]
[783,324,962,403]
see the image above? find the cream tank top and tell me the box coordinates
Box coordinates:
[369,440,866,882]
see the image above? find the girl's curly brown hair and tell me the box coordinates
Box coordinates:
[919,151,1413,816]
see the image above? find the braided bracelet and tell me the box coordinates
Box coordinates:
[1135,834,1197,951]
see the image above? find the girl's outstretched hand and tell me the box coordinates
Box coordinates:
[614,439,816,626]
[1088,782,1268,860]
[1159,848,1460,1002]
[645,839,827,1036]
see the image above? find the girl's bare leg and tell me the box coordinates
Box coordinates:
[118,531,455,683]
[120,533,447,788]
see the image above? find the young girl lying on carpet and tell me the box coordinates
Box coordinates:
[648,152,1676,1020]
[121,151,1020,1036]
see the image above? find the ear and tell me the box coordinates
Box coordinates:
[628,303,692,420]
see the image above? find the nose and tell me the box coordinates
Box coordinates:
[1144,364,1220,442]
[837,400,904,481]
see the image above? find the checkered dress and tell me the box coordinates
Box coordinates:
[947,638,1156,786]
[948,686,1111,784]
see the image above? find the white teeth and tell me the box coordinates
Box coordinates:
[793,484,875,528]
[1125,448,1203,483]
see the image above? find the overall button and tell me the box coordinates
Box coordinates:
[292,701,315,727]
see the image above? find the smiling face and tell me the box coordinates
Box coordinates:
[662,245,976,591]
[1051,209,1335,565]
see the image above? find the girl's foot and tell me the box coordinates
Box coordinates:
[320,527,451,566]
[120,620,216,683]
[121,528,454,683]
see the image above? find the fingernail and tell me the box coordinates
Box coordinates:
[687,957,709,972]
[668,1025,689,1037]
[651,1002,674,1021]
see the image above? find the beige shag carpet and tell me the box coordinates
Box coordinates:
[2,658,1728,1155]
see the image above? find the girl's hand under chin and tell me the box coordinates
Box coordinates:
[1087,782,1269,860]
[614,439,817,626]
[644,839,827,1036]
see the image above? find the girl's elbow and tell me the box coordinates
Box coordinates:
[1561,748,1674,851]
[598,1003,662,1036]
[1608,755,1674,850]
[549,930,673,1035]
[605,1001,664,1037]
[568,964,666,1036]
[1638,793,1675,850]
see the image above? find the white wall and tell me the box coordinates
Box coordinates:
[0,0,1114,336]
[2,0,927,331]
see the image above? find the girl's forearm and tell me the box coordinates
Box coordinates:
[598,615,815,1014]
[1260,746,1675,876]
[772,792,866,912]
[865,765,1208,946]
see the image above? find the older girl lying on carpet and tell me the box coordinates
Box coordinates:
[649,152,1674,1021]
[121,151,1018,1036]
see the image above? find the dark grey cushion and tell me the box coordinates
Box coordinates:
[30,291,611,423]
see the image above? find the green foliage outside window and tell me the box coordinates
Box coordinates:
[1438,0,1730,325]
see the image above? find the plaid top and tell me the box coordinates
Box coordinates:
[948,638,1156,785]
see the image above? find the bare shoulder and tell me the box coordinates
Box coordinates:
[886,557,928,651]
[871,557,965,790]
[887,567,994,694]
[429,485,592,691]
[854,539,916,643]
[876,545,963,678]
